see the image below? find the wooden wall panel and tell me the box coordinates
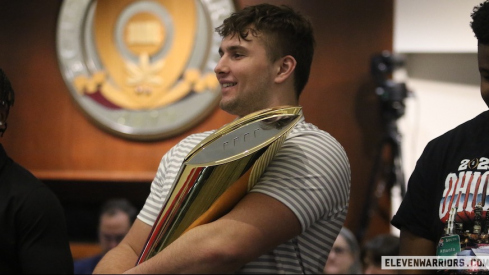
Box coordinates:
[0,0,235,181]
[0,0,393,241]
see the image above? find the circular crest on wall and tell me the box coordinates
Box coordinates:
[56,0,234,141]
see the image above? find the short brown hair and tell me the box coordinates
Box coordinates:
[216,4,315,98]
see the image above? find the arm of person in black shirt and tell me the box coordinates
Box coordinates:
[398,227,437,274]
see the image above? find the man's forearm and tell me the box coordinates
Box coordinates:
[93,243,140,274]
[123,221,246,274]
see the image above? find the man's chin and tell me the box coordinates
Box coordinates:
[219,101,239,116]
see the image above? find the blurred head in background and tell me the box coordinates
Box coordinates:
[98,198,137,254]
[362,234,399,274]
[323,227,362,274]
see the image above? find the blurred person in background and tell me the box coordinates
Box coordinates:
[362,234,399,274]
[323,227,362,274]
[74,198,137,274]
[0,68,73,273]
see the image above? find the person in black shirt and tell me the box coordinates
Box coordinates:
[0,68,74,273]
[391,1,489,273]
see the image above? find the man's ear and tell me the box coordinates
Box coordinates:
[275,55,296,84]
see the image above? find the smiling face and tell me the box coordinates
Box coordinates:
[478,43,489,108]
[214,31,279,117]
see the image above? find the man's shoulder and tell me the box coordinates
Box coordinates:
[0,159,61,212]
[180,130,215,144]
[290,120,326,137]
[447,109,488,132]
[428,110,489,146]
[1,158,45,191]
[289,120,345,149]
[170,130,215,153]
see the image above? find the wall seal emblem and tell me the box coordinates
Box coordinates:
[56,0,234,141]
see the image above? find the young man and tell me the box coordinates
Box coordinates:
[74,198,137,274]
[391,0,489,273]
[94,4,350,274]
[0,68,74,273]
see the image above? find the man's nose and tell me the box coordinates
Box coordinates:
[214,56,228,75]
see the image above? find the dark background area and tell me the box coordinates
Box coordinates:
[45,180,151,242]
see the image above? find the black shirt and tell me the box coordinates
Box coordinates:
[0,144,73,274]
[392,110,489,244]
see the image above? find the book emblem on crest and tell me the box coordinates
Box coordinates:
[56,0,235,140]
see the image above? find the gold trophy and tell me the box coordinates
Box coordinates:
[136,105,302,264]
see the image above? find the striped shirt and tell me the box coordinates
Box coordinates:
[138,116,351,274]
